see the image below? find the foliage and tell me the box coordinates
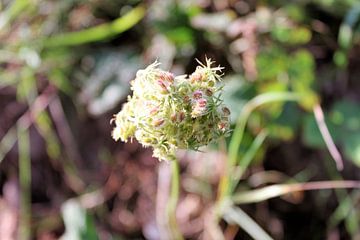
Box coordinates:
[1,0,360,239]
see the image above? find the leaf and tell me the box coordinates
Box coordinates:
[338,3,360,50]
[43,5,145,47]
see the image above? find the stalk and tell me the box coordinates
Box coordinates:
[166,160,183,240]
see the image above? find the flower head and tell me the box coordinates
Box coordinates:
[111,58,230,161]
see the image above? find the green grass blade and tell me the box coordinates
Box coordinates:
[232,181,360,204]
[17,125,31,239]
[43,5,145,47]
[228,92,303,169]
[231,130,268,192]
[0,0,30,30]
[223,206,273,240]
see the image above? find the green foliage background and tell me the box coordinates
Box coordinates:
[1,0,360,239]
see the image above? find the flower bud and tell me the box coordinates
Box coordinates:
[153,119,165,127]
[222,107,230,116]
[205,89,213,96]
[156,80,169,93]
[190,72,203,82]
[193,90,203,100]
[197,98,207,108]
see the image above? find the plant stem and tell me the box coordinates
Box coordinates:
[18,126,31,240]
[218,92,303,202]
[166,160,183,240]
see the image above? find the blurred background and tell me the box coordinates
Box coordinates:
[1,0,360,239]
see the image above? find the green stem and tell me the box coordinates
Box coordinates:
[42,5,145,47]
[166,160,183,240]
[226,92,303,195]
[18,126,31,240]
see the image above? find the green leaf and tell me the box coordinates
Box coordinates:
[43,5,145,47]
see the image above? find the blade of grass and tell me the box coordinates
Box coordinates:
[0,0,30,30]
[43,5,145,48]
[231,130,268,192]
[17,124,31,240]
[218,92,303,200]
[223,205,273,240]
[228,92,303,168]
[232,180,360,204]
[323,156,360,236]
[313,103,344,170]
[0,85,56,163]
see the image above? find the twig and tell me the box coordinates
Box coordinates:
[313,103,344,170]
[0,85,56,163]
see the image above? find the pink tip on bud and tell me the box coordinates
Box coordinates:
[218,121,228,131]
[205,89,213,96]
[193,90,203,100]
[179,111,185,122]
[159,71,174,83]
[153,119,165,127]
[156,80,169,93]
[183,96,190,103]
[149,107,159,115]
[222,107,230,116]
[197,98,207,108]
[170,113,177,122]
[190,72,203,82]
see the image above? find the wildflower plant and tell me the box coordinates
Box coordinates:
[111,58,230,161]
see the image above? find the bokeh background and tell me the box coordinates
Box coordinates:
[1,0,360,239]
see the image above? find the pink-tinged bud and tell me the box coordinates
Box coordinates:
[150,107,159,116]
[170,113,177,122]
[218,122,227,131]
[179,111,185,122]
[153,119,165,127]
[164,72,174,83]
[197,98,207,108]
[156,80,168,93]
[222,107,230,116]
[183,96,190,103]
[158,71,174,83]
[193,90,203,100]
[205,89,213,96]
[190,72,203,82]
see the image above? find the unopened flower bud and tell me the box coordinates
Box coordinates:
[197,98,207,108]
[170,113,177,122]
[156,80,169,93]
[205,89,213,96]
[179,111,185,122]
[150,107,159,116]
[193,90,203,100]
[153,119,165,127]
[190,72,203,82]
[222,107,230,116]
[218,122,227,131]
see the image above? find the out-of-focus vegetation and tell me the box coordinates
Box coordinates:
[1,0,360,239]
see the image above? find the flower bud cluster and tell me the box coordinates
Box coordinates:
[111,58,230,161]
